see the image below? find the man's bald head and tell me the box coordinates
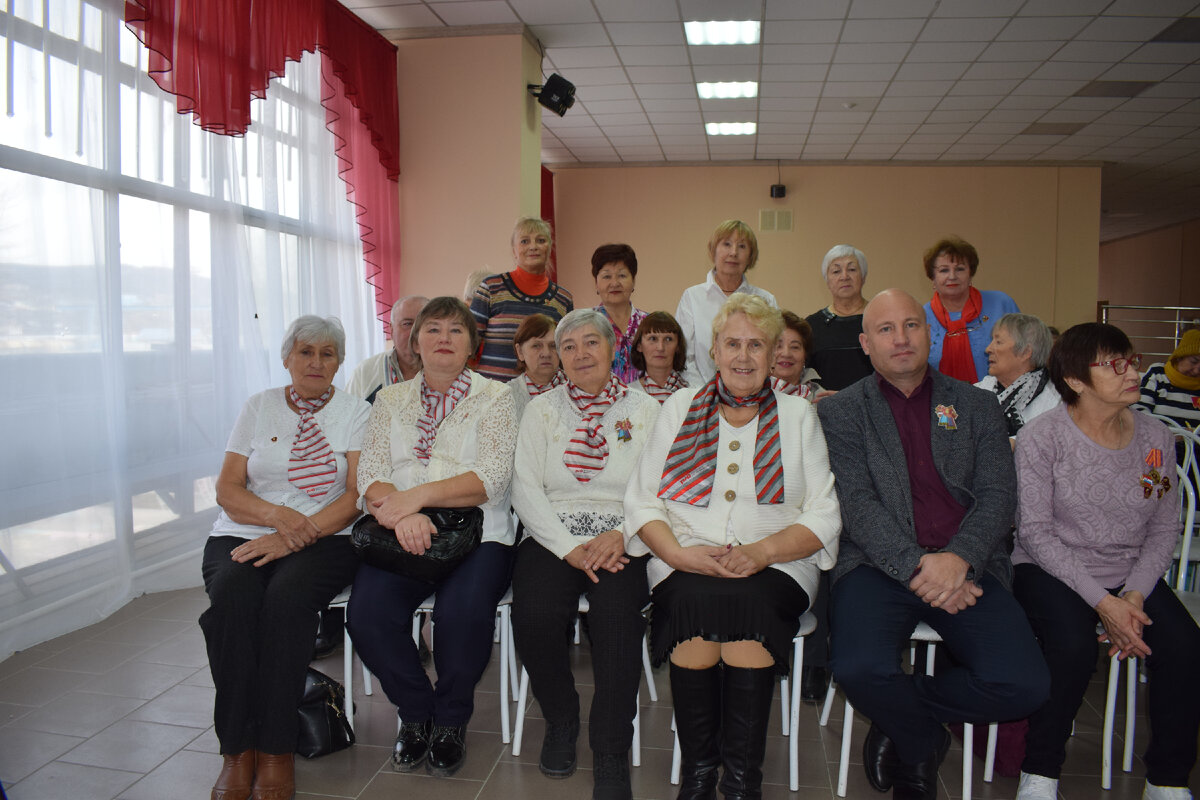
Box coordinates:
[859,289,931,390]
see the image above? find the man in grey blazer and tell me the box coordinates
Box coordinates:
[817,289,1048,800]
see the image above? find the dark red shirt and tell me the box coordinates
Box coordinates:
[876,372,966,550]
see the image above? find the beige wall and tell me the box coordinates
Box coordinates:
[551,164,1101,331]
[394,33,542,300]
[1099,217,1200,308]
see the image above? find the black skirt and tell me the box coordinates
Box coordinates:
[650,568,810,676]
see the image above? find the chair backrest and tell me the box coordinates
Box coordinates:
[1177,463,1197,592]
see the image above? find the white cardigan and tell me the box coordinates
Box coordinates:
[624,386,841,601]
[357,371,518,545]
[512,386,659,559]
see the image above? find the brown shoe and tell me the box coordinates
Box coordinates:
[212,751,256,800]
[251,752,295,800]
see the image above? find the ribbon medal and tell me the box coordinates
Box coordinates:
[1145,449,1163,469]
[615,418,633,443]
[935,404,958,430]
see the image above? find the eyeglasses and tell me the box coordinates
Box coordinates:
[1088,354,1142,375]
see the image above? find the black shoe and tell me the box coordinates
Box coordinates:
[669,663,722,800]
[312,607,344,660]
[717,665,776,800]
[539,719,579,778]
[592,751,632,800]
[427,725,467,777]
[800,665,829,704]
[391,719,431,772]
[863,721,898,792]
[892,726,950,800]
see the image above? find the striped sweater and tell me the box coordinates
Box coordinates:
[1133,363,1200,428]
[470,272,573,381]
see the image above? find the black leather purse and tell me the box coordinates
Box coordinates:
[295,667,354,758]
[351,508,484,584]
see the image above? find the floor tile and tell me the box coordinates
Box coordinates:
[79,661,199,700]
[34,641,145,675]
[294,743,389,797]
[98,618,194,648]
[0,727,85,785]
[357,770,485,800]
[59,719,204,773]
[8,760,141,800]
[0,666,92,706]
[124,683,215,729]
[116,748,219,800]
[137,632,208,668]
[8,691,145,738]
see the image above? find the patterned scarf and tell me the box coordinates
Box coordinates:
[414,370,472,464]
[657,376,784,507]
[563,374,628,482]
[641,371,688,403]
[287,387,336,498]
[993,368,1050,436]
[930,286,982,382]
[770,375,815,400]
[524,369,565,397]
[384,349,404,385]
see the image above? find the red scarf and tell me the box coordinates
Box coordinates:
[414,370,472,464]
[930,286,982,382]
[287,387,336,498]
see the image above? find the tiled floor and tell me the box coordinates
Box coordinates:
[0,586,1195,799]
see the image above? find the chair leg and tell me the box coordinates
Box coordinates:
[512,667,530,756]
[344,626,355,731]
[837,697,853,797]
[670,717,681,786]
[632,689,642,767]
[963,722,974,800]
[984,723,997,783]
[779,676,790,736]
[1102,654,1120,790]
[789,634,804,791]
[1123,655,1137,773]
[499,605,511,744]
[641,635,658,702]
[819,681,836,726]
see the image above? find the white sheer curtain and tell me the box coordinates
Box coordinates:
[0,0,382,658]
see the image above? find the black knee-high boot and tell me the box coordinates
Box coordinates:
[717,665,775,800]
[670,663,722,800]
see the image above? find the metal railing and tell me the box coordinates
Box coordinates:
[1097,304,1200,362]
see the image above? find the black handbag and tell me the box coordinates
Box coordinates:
[351,507,484,584]
[295,667,354,758]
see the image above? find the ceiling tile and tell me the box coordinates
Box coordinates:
[354,4,443,28]
[531,24,612,47]
[817,96,879,110]
[595,113,652,127]
[760,82,825,97]
[1030,61,1108,81]
[959,132,1016,143]
[983,108,1044,123]
[864,122,920,133]
[842,19,926,42]
[907,42,988,61]
[1050,41,1141,62]
[764,21,846,44]
[833,43,911,63]
[763,44,837,63]
[1011,78,1089,95]
[936,95,998,109]
[919,17,1008,42]
[895,61,969,81]
[1174,65,1200,82]
[802,144,853,155]
[759,121,809,133]
[569,84,637,101]
[509,0,597,24]
[698,98,759,113]
[657,135,708,144]
[898,142,949,154]
[703,110,760,123]
[566,67,633,85]
[878,95,941,110]
[822,81,891,96]
[636,83,700,100]
[766,0,851,19]
[828,63,898,81]
[848,0,937,18]
[850,145,901,156]
[888,80,956,96]
[607,135,659,145]
[812,110,873,123]
[626,66,695,83]
[591,0,679,22]
[615,147,665,158]
[909,132,962,143]
[1102,0,1199,15]
[968,121,1028,133]
[1018,0,1109,16]
[651,120,704,132]
[1100,62,1187,82]
[1124,42,1200,64]
[689,44,762,66]
[693,65,759,82]
[761,64,831,81]
[963,61,1039,80]
[1096,110,1168,125]
[429,1,518,25]
[979,41,1064,61]
[759,110,816,123]
[641,99,701,113]
[762,97,819,111]
[997,16,1089,41]
[870,110,934,123]
[1119,96,1189,112]
[606,22,686,46]
[919,121,974,134]
[1075,17,1175,41]
[926,108,987,123]
[616,46,690,66]
[580,99,644,114]
[757,133,808,143]
[949,78,1022,95]
[545,47,621,68]
[933,0,1023,17]
[996,94,1059,109]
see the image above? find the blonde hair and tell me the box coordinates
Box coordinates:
[511,216,552,246]
[706,220,759,271]
[710,294,783,353]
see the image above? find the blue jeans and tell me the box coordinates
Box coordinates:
[830,565,1050,765]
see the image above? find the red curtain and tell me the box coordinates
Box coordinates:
[541,165,556,282]
[124,0,401,330]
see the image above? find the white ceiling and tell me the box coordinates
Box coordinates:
[343,0,1200,242]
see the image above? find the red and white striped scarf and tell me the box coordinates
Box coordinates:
[770,375,815,400]
[524,370,565,397]
[641,371,688,403]
[563,374,628,482]
[657,376,784,507]
[414,370,472,465]
[287,386,337,498]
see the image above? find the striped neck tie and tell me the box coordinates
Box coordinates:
[563,374,628,482]
[414,370,472,465]
[643,371,688,403]
[288,387,336,498]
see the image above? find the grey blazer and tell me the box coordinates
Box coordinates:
[816,370,1016,589]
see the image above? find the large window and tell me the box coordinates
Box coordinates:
[0,0,380,655]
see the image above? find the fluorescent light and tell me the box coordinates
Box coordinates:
[697,82,758,99]
[685,20,761,46]
[705,122,757,136]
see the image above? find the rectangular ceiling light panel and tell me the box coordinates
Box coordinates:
[705,122,757,135]
[697,81,759,98]
[685,20,761,45]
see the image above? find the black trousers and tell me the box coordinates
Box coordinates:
[346,541,515,726]
[200,534,358,755]
[510,538,649,754]
[1014,564,1200,786]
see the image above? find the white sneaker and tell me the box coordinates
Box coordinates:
[1143,782,1193,800]
[1016,771,1059,800]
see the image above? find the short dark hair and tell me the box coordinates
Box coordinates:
[590,243,638,278]
[630,311,687,373]
[1048,322,1133,406]
[512,314,556,370]
[409,296,479,367]
[923,236,979,280]
[780,310,813,357]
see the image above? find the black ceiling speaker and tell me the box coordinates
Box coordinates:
[528,73,576,117]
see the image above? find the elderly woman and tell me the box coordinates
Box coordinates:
[470,217,574,381]
[201,316,369,800]
[676,220,778,386]
[771,311,821,400]
[1011,323,1200,800]
[975,313,1060,436]
[626,294,841,799]
[346,297,518,778]
[510,309,659,800]
[922,236,1020,383]
[1134,329,1200,429]
[805,244,873,391]
[508,313,563,420]
[630,311,689,402]
[591,243,647,384]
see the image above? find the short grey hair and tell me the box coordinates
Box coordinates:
[996,313,1053,369]
[280,315,346,365]
[555,308,616,352]
[390,295,429,332]
[820,244,869,280]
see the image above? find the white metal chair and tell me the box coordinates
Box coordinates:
[327,587,372,731]
[820,621,998,800]
[668,610,818,792]
[511,595,658,765]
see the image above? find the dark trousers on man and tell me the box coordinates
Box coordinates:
[1015,564,1200,786]
[200,534,359,755]
[510,539,649,754]
[346,541,514,726]
[830,565,1050,766]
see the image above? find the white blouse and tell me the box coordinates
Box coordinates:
[357,371,519,545]
[512,386,659,559]
[624,386,841,601]
[211,388,371,540]
[675,270,778,387]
